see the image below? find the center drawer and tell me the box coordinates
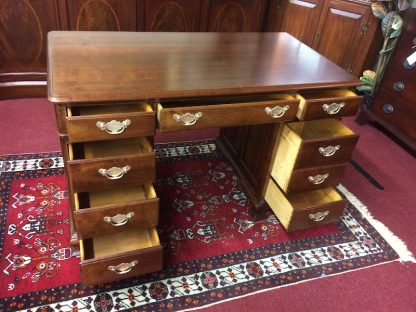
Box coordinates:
[80,227,163,286]
[74,183,159,239]
[66,102,155,142]
[68,137,155,192]
[157,93,299,131]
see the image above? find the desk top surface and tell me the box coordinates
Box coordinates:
[48,32,360,103]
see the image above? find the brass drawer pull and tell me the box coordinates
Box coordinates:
[103,212,135,226]
[173,112,203,126]
[265,105,289,118]
[319,145,340,157]
[96,119,131,134]
[309,210,329,222]
[98,165,131,180]
[308,173,329,185]
[108,260,138,275]
[322,102,345,115]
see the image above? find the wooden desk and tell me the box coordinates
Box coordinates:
[48,32,361,285]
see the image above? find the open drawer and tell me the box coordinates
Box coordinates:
[74,183,159,239]
[296,89,362,120]
[68,137,155,192]
[66,102,155,142]
[264,178,345,231]
[80,227,163,285]
[157,93,299,131]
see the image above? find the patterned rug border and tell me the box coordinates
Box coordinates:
[0,142,413,312]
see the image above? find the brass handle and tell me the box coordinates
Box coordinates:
[173,112,203,126]
[96,119,131,134]
[104,212,134,226]
[322,102,345,115]
[318,145,340,157]
[98,165,131,180]
[265,105,289,118]
[309,211,329,222]
[308,173,329,185]
[108,260,138,275]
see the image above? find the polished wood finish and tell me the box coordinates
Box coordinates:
[68,138,156,192]
[264,0,322,46]
[200,0,265,31]
[74,184,159,239]
[80,228,162,286]
[265,180,345,231]
[297,89,362,120]
[48,32,359,103]
[157,94,299,131]
[58,0,138,31]
[358,10,416,151]
[265,0,378,76]
[144,0,201,31]
[66,103,155,142]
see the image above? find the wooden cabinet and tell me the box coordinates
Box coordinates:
[265,0,378,76]
[58,0,138,31]
[0,0,60,98]
[200,0,266,31]
[144,0,201,31]
[357,10,416,151]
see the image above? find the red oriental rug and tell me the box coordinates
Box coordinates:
[0,141,412,312]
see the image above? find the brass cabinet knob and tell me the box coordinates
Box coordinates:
[318,145,341,157]
[103,212,135,226]
[265,105,289,118]
[98,165,131,180]
[108,260,138,274]
[173,112,203,126]
[308,173,329,185]
[309,211,329,222]
[96,119,131,134]
[322,102,346,115]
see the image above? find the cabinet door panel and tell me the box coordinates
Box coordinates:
[200,0,264,32]
[61,0,137,31]
[0,0,59,74]
[313,0,371,75]
[144,0,201,31]
[264,0,322,46]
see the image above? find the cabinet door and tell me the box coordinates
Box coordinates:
[144,0,201,31]
[200,0,265,32]
[264,0,323,46]
[0,0,60,99]
[59,0,138,31]
[312,0,373,75]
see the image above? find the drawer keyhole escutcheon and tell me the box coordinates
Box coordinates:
[265,105,289,118]
[108,260,138,274]
[319,145,341,157]
[309,210,329,222]
[322,102,345,115]
[173,112,203,126]
[308,173,329,185]
[98,165,131,180]
[104,212,135,226]
[96,119,131,134]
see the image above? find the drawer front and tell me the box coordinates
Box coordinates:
[158,99,299,131]
[74,198,159,239]
[67,112,155,143]
[68,153,156,192]
[297,91,362,121]
[264,179,345,231]
[81,244,163,286]
[286,163,347,193]
[295,136,359,168]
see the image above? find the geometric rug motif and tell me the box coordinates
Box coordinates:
[0,142,402,311]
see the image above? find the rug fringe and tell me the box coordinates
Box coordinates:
[337,184,416,263]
